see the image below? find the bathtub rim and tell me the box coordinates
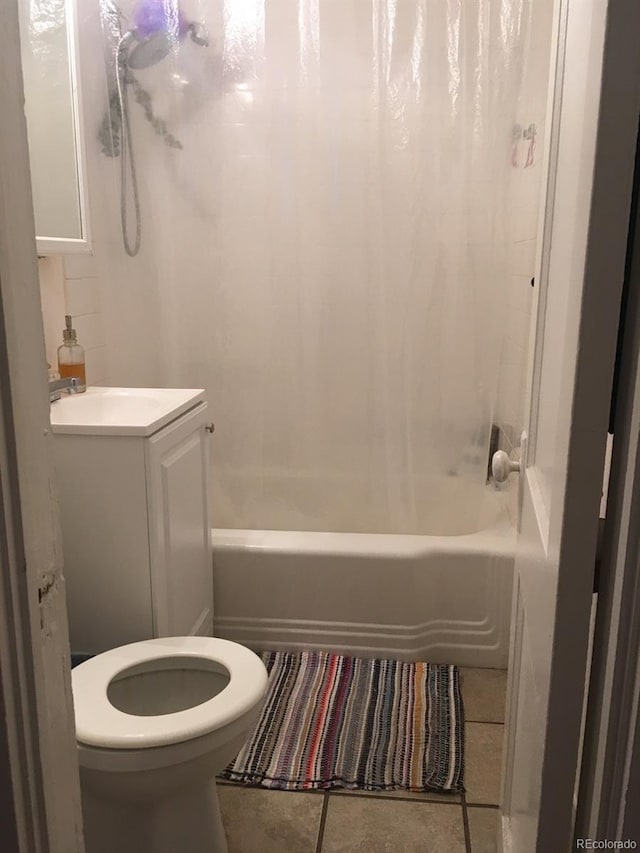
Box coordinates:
[211,525,516,559]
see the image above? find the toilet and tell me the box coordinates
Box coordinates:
[71,636,268,853]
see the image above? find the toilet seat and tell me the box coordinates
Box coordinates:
[72,637,267,749]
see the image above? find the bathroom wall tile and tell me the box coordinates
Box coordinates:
[64,277,101,318]
[73,312,106,351]
[317,87,376,127]
[465,723,505,806]
[63,252,98,280]
[493,397,508,433]
[512,181,543,243]
[495,176,543,431]
[85,346,107,386]
[222,89,270,125]
[322,795,466,852]
[38,256,66,370]
[318,3,375,89]
[460,668,508,723]
[264,1,302,88]
[499,408,520,448]
[494,367,513,428]
[510,240,537,278]
[498,363,525,441]
[508,275,535,324]
[497,425,514,455]
[505,305,535,362]
[223,124,271,160]
[510,351,531,436]
[467,806,500,853]
[465,212,495,246]
[219,156,269,220]
[217,786,323,853]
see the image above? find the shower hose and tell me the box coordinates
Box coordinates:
[116,33,142,257]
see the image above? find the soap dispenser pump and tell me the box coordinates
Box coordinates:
[57,315,86,391]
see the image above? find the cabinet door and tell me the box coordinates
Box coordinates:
[146,402,213,637]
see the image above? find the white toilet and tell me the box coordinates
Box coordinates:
[72,636,268,853]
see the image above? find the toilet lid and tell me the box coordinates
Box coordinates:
[72,637,268,749]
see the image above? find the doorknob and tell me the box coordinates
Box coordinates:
[492,450,520,483]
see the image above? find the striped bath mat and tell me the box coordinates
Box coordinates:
[220,650,464,793]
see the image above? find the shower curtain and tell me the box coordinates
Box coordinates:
[89,0,531,533]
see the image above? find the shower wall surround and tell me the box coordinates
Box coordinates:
[66,0,552,533]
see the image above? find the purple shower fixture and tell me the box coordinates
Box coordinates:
[132,0,190,41]
[121,0,209,71]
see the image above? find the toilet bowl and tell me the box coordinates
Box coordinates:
[72,636,268,853]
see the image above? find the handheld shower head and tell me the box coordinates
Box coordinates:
[121,20,209,70]
[125,30,173,69]
[112,2,210,258]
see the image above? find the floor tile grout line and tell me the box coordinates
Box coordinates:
[315,791,330,853]
[329,791,462,805]
[461,793,473,853]
[332,789,500,809]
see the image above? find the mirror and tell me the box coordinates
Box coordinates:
[19,0,90,254]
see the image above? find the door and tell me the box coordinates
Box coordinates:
[0,0,85,848]
[500,0,640,850]
[574,129,640,840]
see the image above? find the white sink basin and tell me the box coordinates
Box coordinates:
[50,387,205,436]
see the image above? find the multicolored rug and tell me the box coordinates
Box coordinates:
[220,650,464,793]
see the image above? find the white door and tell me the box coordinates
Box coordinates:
[0,0,85,848]
[500,0,640,850]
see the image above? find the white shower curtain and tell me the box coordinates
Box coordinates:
[89,0,531,533]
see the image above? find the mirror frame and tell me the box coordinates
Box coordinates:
[35,0,91,255]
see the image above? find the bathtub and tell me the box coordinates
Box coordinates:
[212,486,515,669]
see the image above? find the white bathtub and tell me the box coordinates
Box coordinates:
[212,487,515,668]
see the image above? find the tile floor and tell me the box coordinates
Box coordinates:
[217,666,507,853]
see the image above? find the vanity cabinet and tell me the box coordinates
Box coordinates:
[52,392,212,654]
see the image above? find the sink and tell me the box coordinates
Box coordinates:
[50,387,205,436]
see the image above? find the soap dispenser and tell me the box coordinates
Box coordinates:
[57,315,86,391]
